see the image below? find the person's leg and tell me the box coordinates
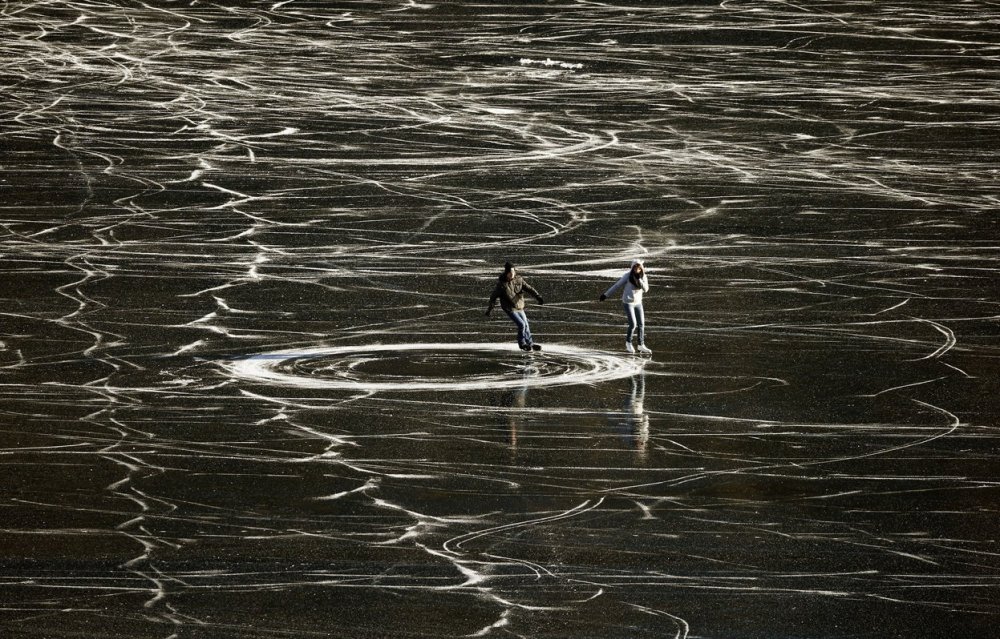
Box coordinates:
[506,310,531,348]
[635,303,645,345]
[623,304,636,342]
[635,304,651,353]
[623,304,637,352]
[518,311,532,346]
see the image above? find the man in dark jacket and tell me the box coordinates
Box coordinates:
[486,262,544,351]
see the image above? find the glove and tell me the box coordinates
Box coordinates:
[537,297,544,305]
[485,308,492,317]
[599,294,607,301]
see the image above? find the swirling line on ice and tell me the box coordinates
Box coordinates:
[223,342,645,392]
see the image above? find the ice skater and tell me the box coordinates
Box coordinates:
[486,262,544,351]
[600,259,651,354]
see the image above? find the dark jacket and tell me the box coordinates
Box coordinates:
[488,274,542,313]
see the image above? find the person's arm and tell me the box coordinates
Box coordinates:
[600,273,629,301]
[486,283,500,315]
[639,273,649,293]
[522,281,544,305]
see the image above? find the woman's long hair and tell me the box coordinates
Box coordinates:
[628,262,643,288]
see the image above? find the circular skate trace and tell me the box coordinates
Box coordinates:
[224,342,644,392]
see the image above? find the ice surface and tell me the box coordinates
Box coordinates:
[1,1,998,637]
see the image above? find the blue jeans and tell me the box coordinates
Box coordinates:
[624,303,644,345]
[505,310,532,347]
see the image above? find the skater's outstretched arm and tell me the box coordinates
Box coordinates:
[522,281,544,305]
[600,272,629,301]
[486,283,501,316]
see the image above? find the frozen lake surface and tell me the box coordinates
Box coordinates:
[2,2,999,637]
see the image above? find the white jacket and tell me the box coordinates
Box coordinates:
[604,261,649,304]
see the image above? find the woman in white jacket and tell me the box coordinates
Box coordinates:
[600,259,651,354]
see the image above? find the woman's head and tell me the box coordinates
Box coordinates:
[631,259,644,273]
